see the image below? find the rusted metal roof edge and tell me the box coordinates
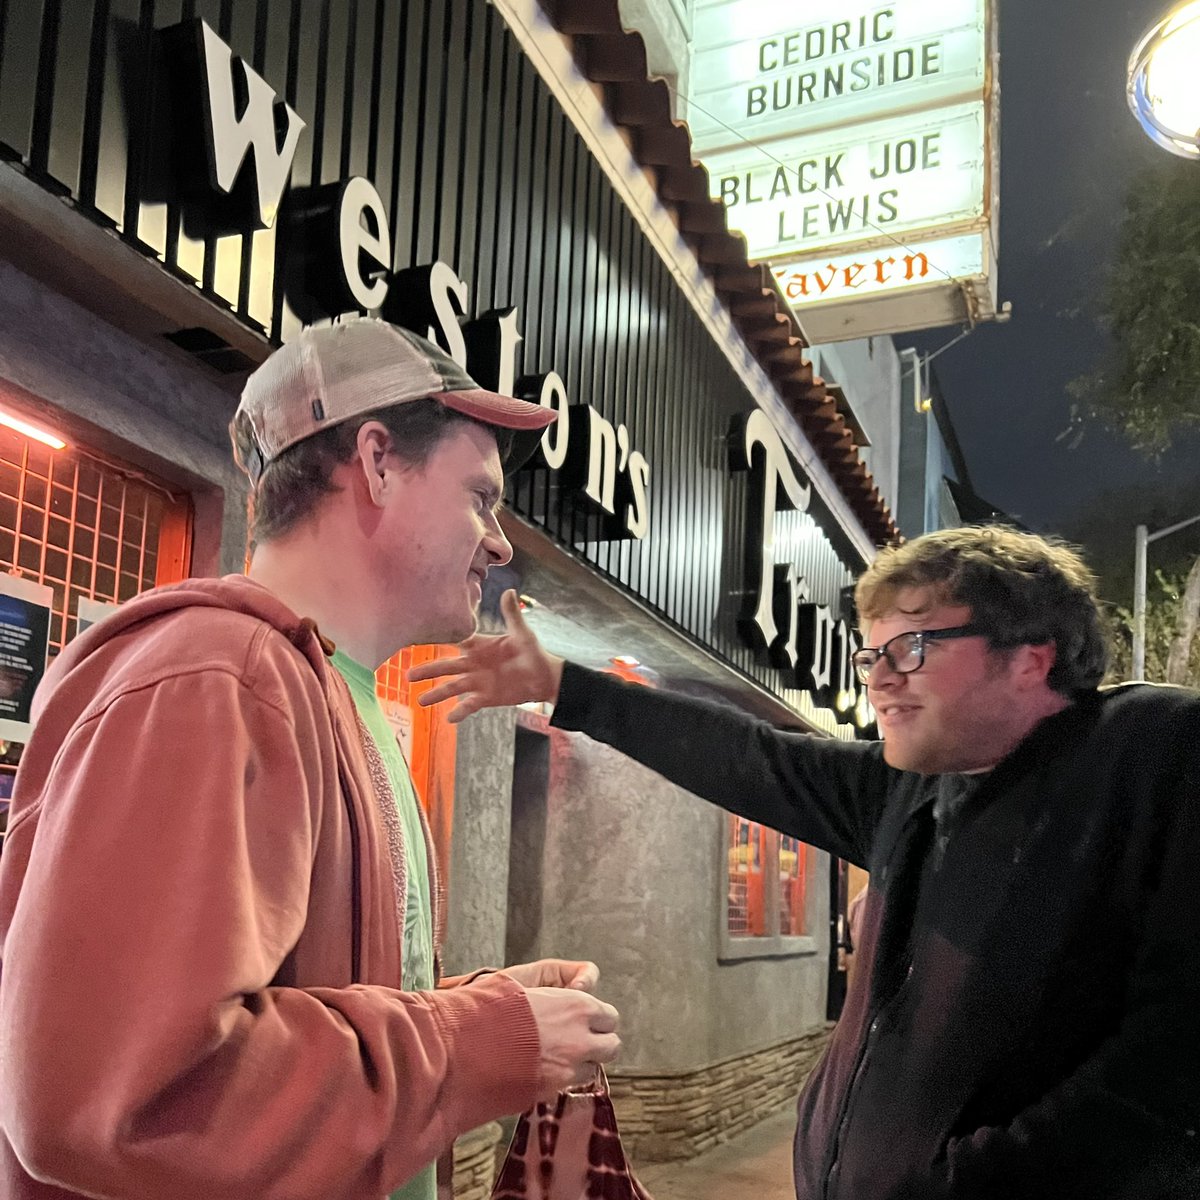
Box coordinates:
[541,0,898,545]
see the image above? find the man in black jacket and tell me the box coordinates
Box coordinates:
[411,526,1200,1200]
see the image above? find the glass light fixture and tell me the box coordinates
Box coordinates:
[1127,0,1200,159]
[0,409,67,450]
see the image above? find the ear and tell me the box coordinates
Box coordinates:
[1012,640,1057,690]
[354,421,394,508]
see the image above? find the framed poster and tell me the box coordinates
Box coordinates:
[0,575,52,743]
[76,597,120,637]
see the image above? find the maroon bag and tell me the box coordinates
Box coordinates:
[491,1070,653,1200]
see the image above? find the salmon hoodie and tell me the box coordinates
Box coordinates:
[0,576,541,1200]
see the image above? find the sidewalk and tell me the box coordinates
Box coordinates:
[634,1109,796,1200]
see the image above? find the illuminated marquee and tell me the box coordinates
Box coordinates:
[689,1,988,148]
[688,0,998,341]
[707,103,985,260]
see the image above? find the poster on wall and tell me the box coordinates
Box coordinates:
[76,597,120,637]
[0,575,53,743]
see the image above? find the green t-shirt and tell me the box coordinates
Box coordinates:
[331,650,435,1200]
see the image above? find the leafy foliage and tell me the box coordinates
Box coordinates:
[1102,570,1200,686]
[1069,159,1200,453]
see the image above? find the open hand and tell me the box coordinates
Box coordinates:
[407,589,564,723]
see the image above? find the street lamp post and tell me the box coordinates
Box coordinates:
[1131,513,1200,680]
[1127,0,1200,159]
[1126,1,1199,678]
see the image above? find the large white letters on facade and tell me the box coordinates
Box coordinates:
[732,408,812,657]
[396,265,653,542]
[338,177,391,310]
[729,409,867,724]
[180,24,653,543]
[195,21,305,228]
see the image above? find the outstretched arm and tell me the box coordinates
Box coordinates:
[412,591,890,864]
[409,589,564,720]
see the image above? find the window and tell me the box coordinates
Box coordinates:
[0,420,192,850]
[779,834,807,936]
[374,645,458,887]
[0,426,191,659]
[727,815,766,936]
[722,814,818,959]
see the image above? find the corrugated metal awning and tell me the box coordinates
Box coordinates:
[542,0,898,544]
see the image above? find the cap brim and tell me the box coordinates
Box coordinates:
[501,426,550,475]
[434,388,557,432]
[434,387,555,475]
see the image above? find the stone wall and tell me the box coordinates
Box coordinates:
[449,1026,830,1195]
[518,727,831,1073]
[442,700,519,977]
[452,1122,505,1200]
[609,1025,832,1163]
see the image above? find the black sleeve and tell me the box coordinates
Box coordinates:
[551,661,892,866]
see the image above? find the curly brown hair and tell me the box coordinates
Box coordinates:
[855,526,1108,696]
[249,399,511,543]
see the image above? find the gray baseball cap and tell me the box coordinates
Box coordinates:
[231,317,555,486]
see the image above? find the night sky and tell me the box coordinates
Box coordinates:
[907,0,1200,579]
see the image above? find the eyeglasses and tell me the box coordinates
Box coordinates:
[851,625,988,685]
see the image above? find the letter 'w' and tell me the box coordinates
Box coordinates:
[197,21,305,228]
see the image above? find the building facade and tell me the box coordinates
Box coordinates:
[0,0,900,1187]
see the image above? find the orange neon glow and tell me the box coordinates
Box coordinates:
[0,410,66,450]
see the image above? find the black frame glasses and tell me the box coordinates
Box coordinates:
[851,625,988,685]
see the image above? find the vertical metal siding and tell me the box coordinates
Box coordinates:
[0,0,856,703]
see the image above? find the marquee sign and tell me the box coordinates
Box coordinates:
[708,103,985,261]
[688,1,988,148]
[772,233,985,307]
[688,0,999,342]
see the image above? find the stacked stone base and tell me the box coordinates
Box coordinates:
[608,1025,832,1163]
[449,1027,831,1193]
[452,1121,504,1200]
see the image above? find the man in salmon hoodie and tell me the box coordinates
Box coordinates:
[0,318,621,1200]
